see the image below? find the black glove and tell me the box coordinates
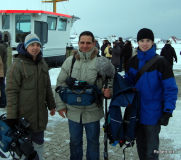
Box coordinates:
[5,119,19,129]
[157,112,172,126]
[0,77,4,83]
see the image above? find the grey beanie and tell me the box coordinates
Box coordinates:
[24,34,41,49]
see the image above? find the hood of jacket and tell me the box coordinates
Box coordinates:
[16,43,43,62]
[72,47,98,60]
[113,41,119,48]
[164,44,172,49]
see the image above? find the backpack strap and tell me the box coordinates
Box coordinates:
[135,54,162,83]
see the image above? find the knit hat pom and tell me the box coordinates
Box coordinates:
[137,28,154,42]
[24,34,41,49]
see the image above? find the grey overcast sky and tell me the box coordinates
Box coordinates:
[1,0,181,39]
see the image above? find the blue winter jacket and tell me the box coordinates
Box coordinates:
[125,46,178,125]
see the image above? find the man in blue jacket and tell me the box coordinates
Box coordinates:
[125,28,178,160]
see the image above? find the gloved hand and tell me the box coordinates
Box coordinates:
[5,119,19,129]
[157,112,172,126]
[0,77,4,83]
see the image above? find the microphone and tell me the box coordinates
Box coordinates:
[95,56,115,78]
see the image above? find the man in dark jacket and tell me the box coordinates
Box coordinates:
[125,28,178,160]
[118,37,124,72]
[160,40,177,68]
[111,41,121,72]
[122,40,132,73]
[0,32,8,108]
[6,34,56,160]
[101,40,108,56]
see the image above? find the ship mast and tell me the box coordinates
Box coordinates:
[42,0,68,13]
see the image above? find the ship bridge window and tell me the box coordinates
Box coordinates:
[47,16,57,30]
[15,15,31,42]
[58,18,67,31]
[2,15,10,29]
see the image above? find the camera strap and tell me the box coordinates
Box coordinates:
[70,52,77,77]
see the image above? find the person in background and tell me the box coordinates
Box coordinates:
[160,40,177,68]
[55,31,112,160]
[111,41,121,72]
[104,42,112,60]
[101,40,108,57]
[125,28,178,160]
[118,37,124,72]
[95,39,100,56]
[5,34,56,160]
[0,32,8,108]
[122,40,132,73]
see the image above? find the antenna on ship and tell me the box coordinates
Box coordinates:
[42,0,69,13]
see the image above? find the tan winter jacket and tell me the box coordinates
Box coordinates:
[55,48,113,124]
[6,54,56,132]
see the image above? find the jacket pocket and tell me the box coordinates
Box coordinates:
[22,70,35,90]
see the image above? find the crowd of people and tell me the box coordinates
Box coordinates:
[0,28,179,160]
[99,37,137,74]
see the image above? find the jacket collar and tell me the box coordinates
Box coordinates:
[16,43,43,62]
[137,46,156,61]
[72,47,98,60]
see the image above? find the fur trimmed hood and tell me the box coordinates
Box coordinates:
[72,47,98,60]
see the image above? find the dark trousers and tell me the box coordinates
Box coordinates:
[118,58,123,72]
[114,65,119,73]
[136,124,161,160]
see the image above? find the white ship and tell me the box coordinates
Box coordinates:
[0,0,79,67]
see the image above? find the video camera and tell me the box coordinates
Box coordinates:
[0,113,37,160]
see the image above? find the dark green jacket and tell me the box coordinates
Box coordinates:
[6,52,56,132]
[0,40,7,76]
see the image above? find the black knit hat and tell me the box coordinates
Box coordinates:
[137,28,154,42]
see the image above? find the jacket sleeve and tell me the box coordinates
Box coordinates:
[160,60,178,113]
[55,57,72,111]
[6,62,21,119]
[172,48,177,62]
[45,71,56,110]
[0,56,4,77]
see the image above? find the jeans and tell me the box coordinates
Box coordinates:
[68,119,100,160]
[136,124,161,160]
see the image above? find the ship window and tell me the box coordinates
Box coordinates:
[15,15,31,42]
[58,18,67,31]
[2,15,10,29]
[47,16,57,30]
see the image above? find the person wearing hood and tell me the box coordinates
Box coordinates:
[0,32,8,108]
[160,40,177,68]
[125,28,178,160]
[111,41,121,72]
[5,34,56,160]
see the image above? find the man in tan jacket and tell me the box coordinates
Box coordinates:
[55,31,112,160]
